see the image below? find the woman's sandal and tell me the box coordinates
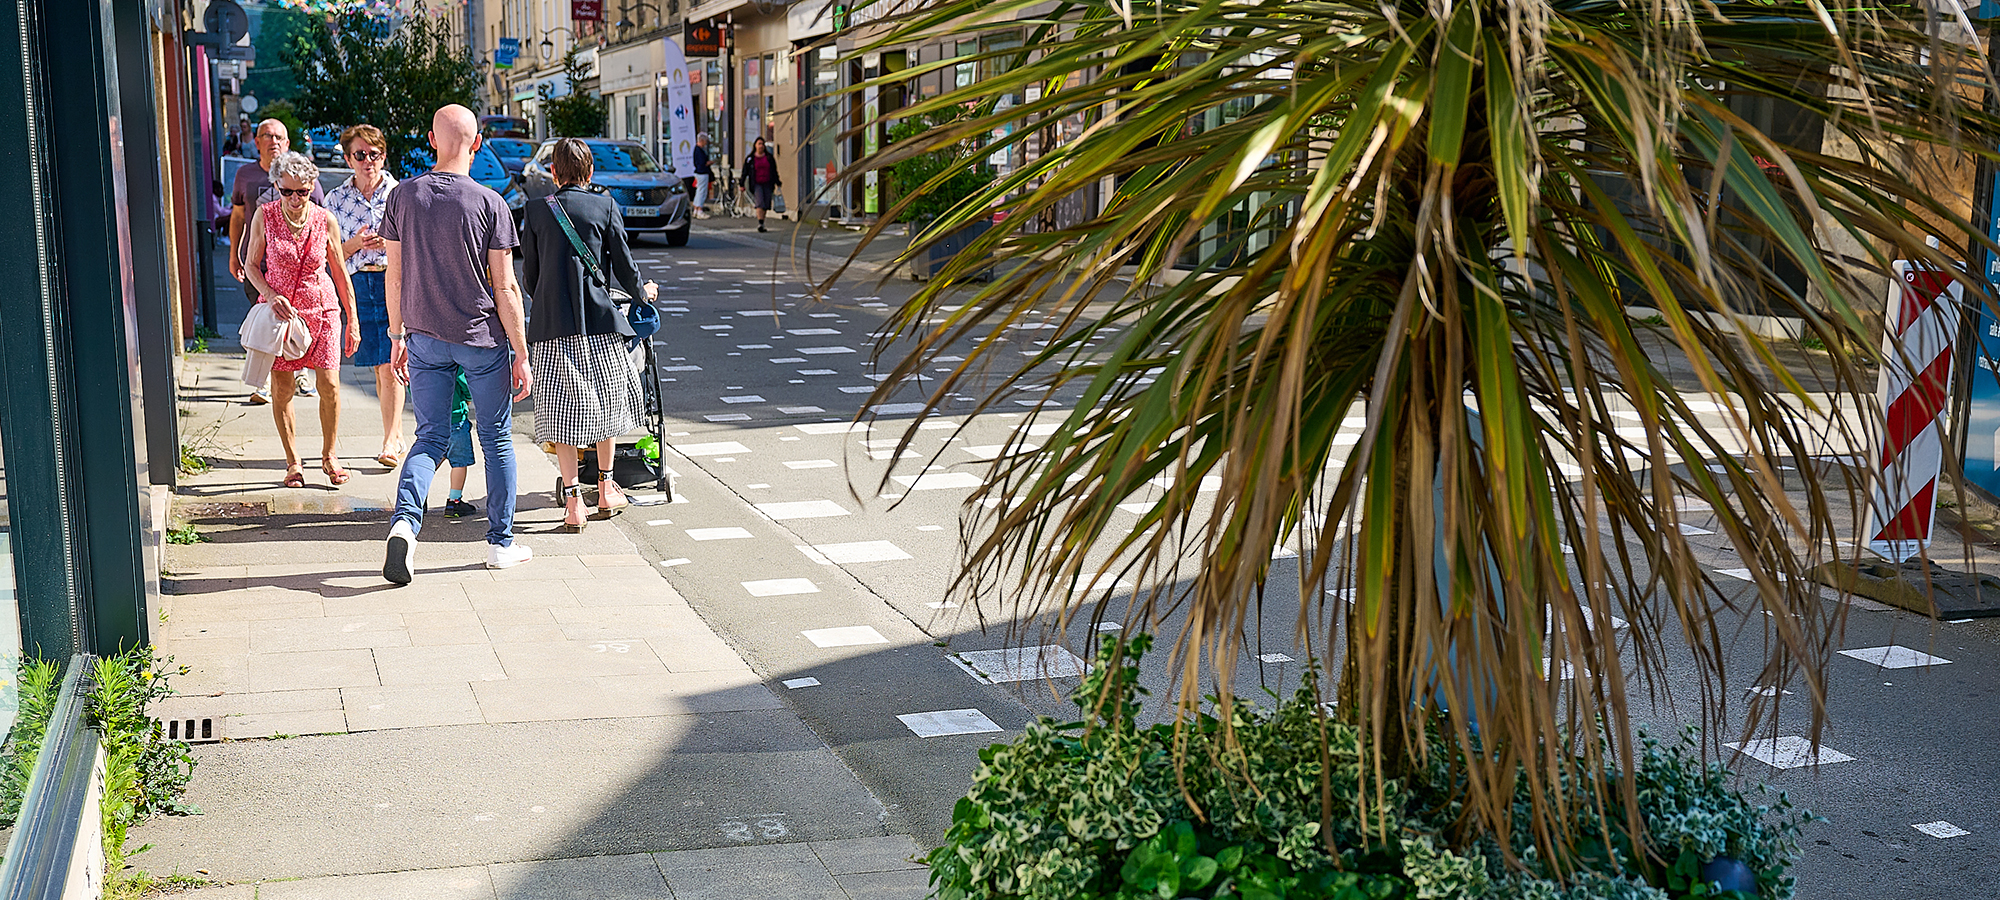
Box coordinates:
[283,465,307,489]
[375,445,403,468]
[561,483,590,532]
[596,479,629,518]
[321,458,352,486]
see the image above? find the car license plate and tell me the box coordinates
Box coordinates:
[621,205,658,217]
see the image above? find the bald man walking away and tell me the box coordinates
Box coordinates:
[381,105,534,584]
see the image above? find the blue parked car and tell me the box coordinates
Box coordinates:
[306,124,344,167]
[519,138,691,247]
[487,137,537,177]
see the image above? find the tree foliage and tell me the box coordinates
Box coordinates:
[282,8,482,176]
[243,5,315,102]
[841,0,2000,869]
[886,109,989,224]
[543,50,606,139]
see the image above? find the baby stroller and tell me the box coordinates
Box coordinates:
[549,297,670,503]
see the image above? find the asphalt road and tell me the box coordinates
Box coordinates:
[593,220,2000,899]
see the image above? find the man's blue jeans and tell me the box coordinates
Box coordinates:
[394,334,518,546]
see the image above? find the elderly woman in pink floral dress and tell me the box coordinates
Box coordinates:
[243,151,360,487]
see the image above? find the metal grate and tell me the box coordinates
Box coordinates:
[159,716,218,744]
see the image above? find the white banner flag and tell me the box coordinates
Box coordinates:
[661,38,697,176]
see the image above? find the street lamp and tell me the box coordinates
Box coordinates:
[539,27,575,62]
[615,1,661,31]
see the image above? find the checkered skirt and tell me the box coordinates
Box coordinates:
[529,333,645,446]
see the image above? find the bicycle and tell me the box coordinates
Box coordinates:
[711,164,753,218]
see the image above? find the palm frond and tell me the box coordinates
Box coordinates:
[837,0,2000,864]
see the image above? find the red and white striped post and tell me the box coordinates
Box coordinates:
[1865,260,1963,562]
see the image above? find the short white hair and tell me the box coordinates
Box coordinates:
[270,151,318,185]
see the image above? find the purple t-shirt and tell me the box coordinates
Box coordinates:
[231,160,326,264]
[379,171,519,349]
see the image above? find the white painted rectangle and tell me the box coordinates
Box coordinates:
[1724,736,1855,769]
[812,541,912,564]
[675,442,751,456]
[782,677,820,689]
[955,646,1088,683]
[801,625,887,647]
[721,395,766,404]
[778,406,825,414]
[687,527,754,541]
[783,459,838,469]
[799,346,856,355]
[1913,821,1970,839]
[1070,574,1134,594]
[1838,645,1952,669]
[795,422,867,435]
[705,413,753,422]
[898,708,1003,737]
[892,472,983,491]
[870,403,928,416]
[789,328,843,336]
[756,500,852,520]
[743,578,822,597]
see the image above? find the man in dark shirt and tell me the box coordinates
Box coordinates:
[379,104,533,583]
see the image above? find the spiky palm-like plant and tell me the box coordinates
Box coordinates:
[841,0,2000,861]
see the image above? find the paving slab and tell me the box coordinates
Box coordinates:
[132,714,889,880]
[486,854,673,900]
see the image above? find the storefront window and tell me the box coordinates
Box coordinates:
[954,41,976,89]
[624,93,647,143]
[802,45,840,206]
[704,59,724,148]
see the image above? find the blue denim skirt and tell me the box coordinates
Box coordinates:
[350,271,392,368]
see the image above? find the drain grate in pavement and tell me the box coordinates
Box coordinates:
[173,502,269,520]
[158,716,219,744]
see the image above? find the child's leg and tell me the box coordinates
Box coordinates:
[446,416,476,500]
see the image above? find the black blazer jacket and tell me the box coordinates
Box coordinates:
[522,185,644,344]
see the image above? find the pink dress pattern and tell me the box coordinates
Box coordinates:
[260,200,341,373]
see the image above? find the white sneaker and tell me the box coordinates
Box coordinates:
[487,542,533,569]
[384,520,417,585]
[296,373,316,396]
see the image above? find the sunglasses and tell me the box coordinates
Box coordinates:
[277,187,312,198]
[347,149,384,161]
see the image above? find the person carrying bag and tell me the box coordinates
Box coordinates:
[521,138,660,531]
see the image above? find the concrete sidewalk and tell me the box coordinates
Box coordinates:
[141,347,928,898]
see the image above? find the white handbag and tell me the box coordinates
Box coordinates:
[239,302,313,388]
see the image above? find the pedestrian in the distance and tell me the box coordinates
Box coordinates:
[522,138,656,532]
[691,133,712,218]
[325,124,405,468]
[239,151,360,488]
[741,137,781,232]
[381,104,533,584]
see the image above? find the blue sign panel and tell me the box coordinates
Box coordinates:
[1960,3,2000,497]
[496,37,520,70]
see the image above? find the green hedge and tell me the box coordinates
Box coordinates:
[927,636,1810,900]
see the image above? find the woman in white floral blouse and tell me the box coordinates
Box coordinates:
[325,124,403,467]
